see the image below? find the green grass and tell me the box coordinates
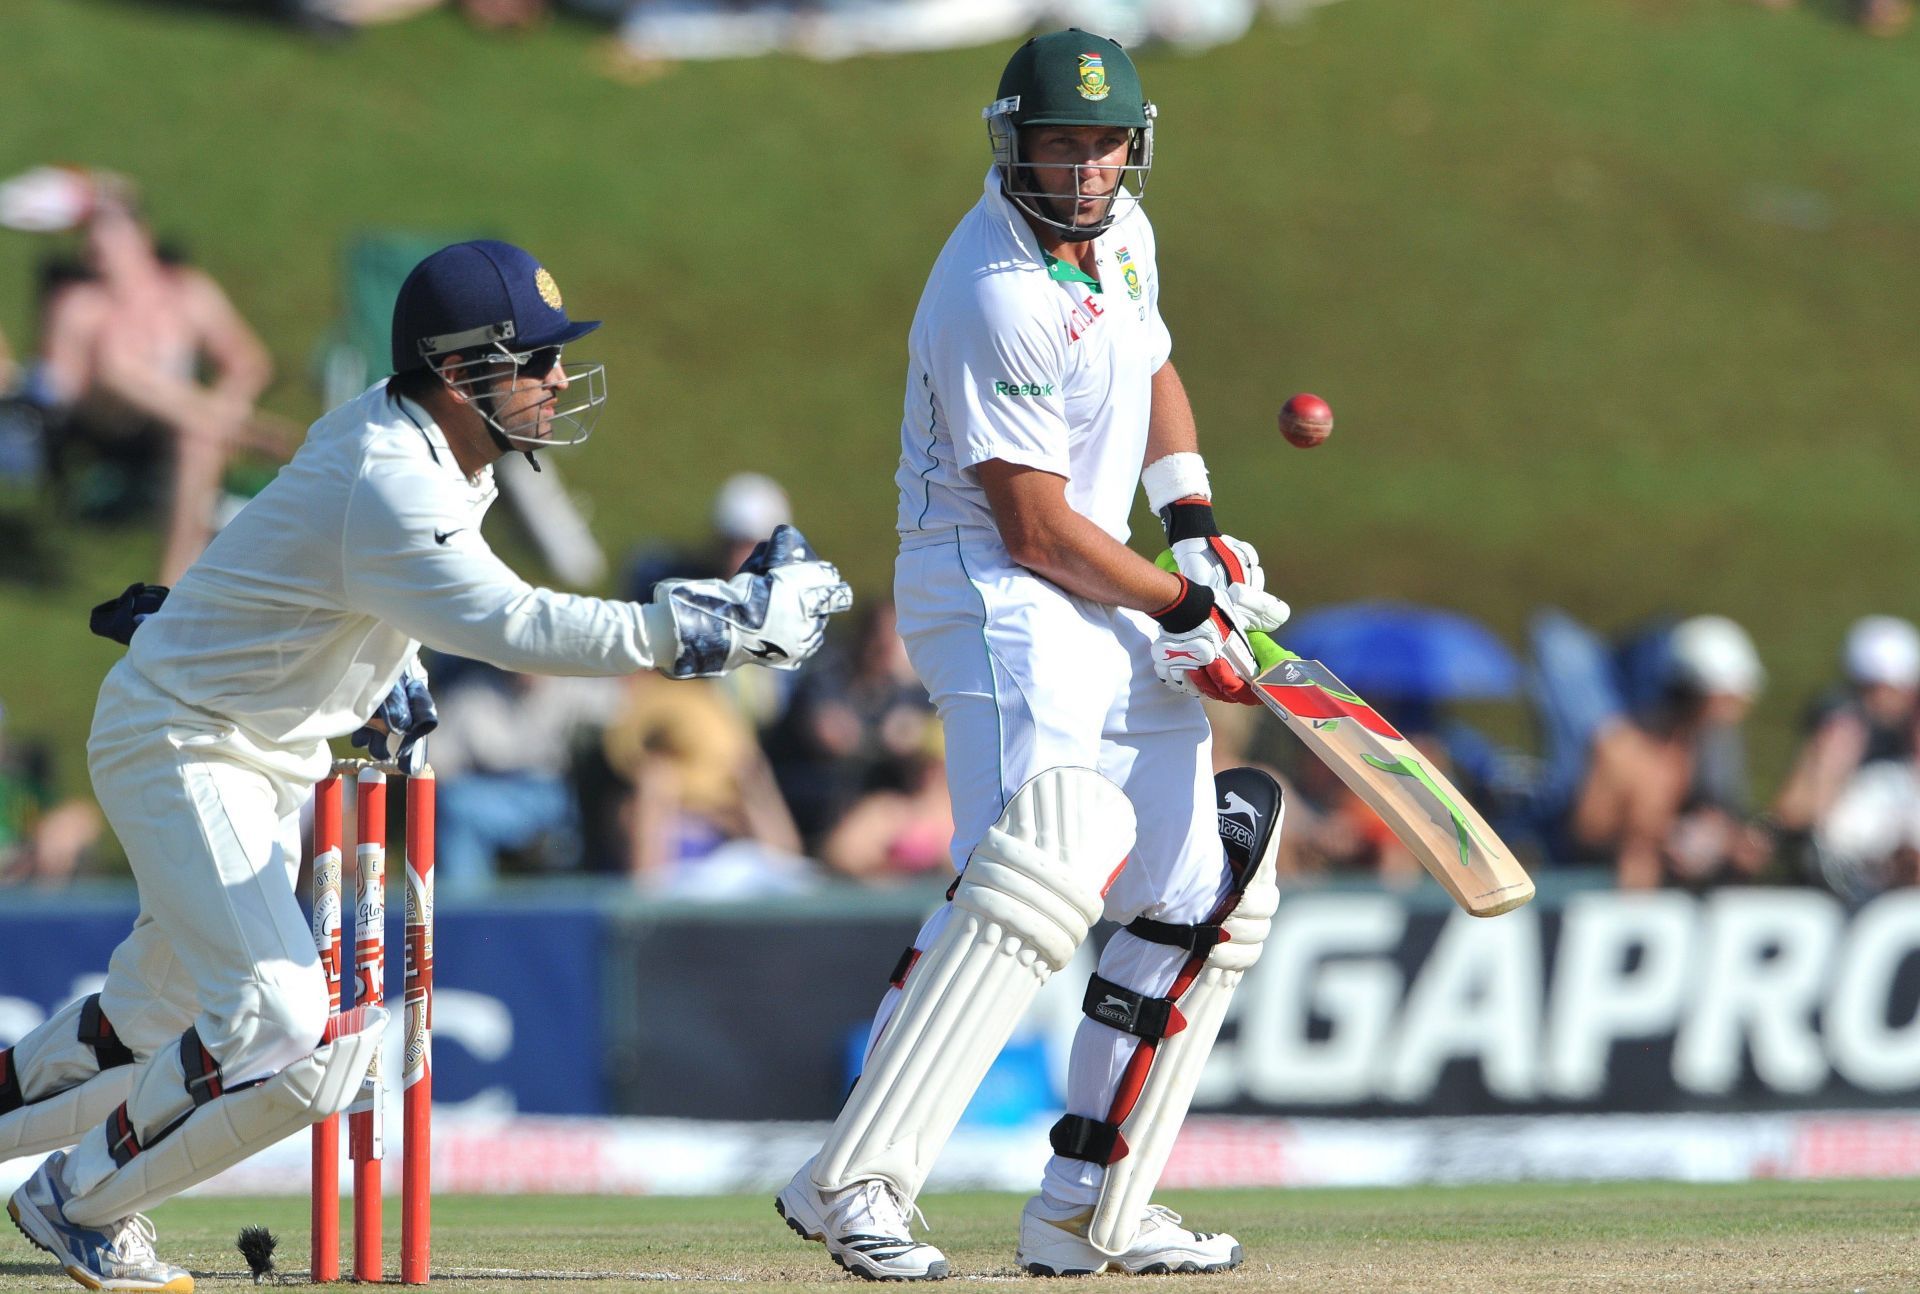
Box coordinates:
[4,0,1920,801]
[5,1184,1917,1291]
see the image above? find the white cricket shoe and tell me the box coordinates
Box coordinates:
[8,1151,194,1293]
[775,1159,950,1281]
[1016,1195,1243,1277]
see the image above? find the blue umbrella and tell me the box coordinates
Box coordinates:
[1281,603,1520,702]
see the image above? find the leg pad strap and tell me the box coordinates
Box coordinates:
[1082,973,1186,1042]
[0,1049,21,1116]
[1050,1113,1127,1166]
[78,996,136,1072]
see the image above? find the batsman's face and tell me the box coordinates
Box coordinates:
[1022,126,1133,227]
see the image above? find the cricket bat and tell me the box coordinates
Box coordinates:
[1156,553,1534,916]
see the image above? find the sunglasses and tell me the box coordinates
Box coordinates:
[481,346,563,379]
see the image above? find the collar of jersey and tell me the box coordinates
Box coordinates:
[389,386,486,487]
[1043,253,1102,292]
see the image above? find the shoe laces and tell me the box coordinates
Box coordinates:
[853,1179,930,1239]
[1139,1204,1186,1236]
[107,1214,161,1266]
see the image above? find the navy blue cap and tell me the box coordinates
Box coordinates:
[390,239,601,374]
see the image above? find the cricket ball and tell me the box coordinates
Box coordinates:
[1279,393,1334,448]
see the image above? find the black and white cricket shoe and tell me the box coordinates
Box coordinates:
[1015,1196,1242,1277]
[774,1159,949,1281]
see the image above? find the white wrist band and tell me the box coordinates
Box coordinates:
[1141,452,1211,514]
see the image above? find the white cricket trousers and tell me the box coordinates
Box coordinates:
[884,529,1234,1207]
[57,660,329,1200]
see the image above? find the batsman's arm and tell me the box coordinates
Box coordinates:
[1144,361,1199,463]
[977,459,1183,614]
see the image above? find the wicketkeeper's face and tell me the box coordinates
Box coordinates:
[1020,126,1134,228]
[476,348,570,441]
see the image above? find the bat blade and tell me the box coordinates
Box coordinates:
[1253,653,1534,916]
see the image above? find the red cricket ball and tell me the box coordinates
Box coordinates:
[1279,393,1334,448]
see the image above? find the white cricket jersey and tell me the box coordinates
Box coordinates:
[125,382,663,750]
[895,170,1173,546]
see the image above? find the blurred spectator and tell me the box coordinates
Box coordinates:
[1858,0,1914,33]
[601,673,812,896]
[624,470,791,597]
[764,598,936,850]
[1774,616,1920,900]
[624,471,796,729]
[602,0,1268,66]
[819,722,951,881]
[0,699,104,887]
[608,0,1038,66]
[34,198,277,580]
[0,326,34,490]
[1747,0,1910,35]
[1564,614,1773,889]
[284,0,546,36]
[426,662,622,896]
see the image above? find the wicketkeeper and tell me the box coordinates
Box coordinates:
[2,239,852,1292]
[776,31,1288,1280]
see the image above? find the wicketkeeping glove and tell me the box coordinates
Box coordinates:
[88,583,170,645]
[352,661,437,776]
[648,524,854,678]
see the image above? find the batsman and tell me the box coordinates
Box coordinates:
[776,30,1289,1280]
[2,239,852,1292]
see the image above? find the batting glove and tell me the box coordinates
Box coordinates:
[1148,576,1262,705]
[1161,499,1290,635]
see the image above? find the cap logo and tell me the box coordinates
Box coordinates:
[535,267,563,310]
[1076,52,1110,101]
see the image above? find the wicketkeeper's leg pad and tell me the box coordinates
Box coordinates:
[0,1069,139,1165]
[812,766,1136,1201]
[61,1006,386,1226]
[1050,767,1283,1256]
[0,994,147,1161]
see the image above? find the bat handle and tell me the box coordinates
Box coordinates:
[1152,549,1297,673]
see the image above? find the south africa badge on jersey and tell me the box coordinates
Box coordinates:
[1077,53,1110,101]
[1116,246,1143,302]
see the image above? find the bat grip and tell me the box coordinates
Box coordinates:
[1153,548,1295,673]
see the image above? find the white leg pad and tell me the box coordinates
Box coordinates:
[1086,773,1282,1256]
[63,1007,386,1226]
[812,767,1135,1200]
[0,1069,139,1164]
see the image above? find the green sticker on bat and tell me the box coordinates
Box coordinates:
[1359,752,1486,866]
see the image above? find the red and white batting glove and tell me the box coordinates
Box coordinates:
[1148,575,1262,705]
[1166,520,1290,634]
[1145,451,1289,635]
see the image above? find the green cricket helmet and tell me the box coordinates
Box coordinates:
[983,29,1156,242]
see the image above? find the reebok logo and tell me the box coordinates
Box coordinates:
[746,641,788,662]
[993,381,1056,397]
[434,528,463,546]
